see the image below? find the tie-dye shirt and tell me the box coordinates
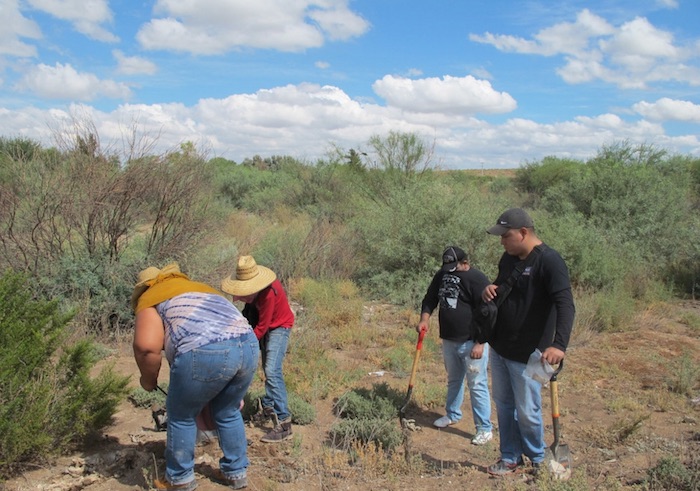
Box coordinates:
[156,292,252,363]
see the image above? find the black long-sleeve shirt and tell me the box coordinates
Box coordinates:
[490,243,575,363]
[421,268,491,342]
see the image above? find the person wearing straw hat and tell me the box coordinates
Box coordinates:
[132,262,258,490]
[221,255,295,443]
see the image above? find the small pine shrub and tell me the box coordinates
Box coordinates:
[0,270,129,478]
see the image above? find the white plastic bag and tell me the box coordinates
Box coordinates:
[524,349,555,384]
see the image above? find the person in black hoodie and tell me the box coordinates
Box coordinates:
[418,246,494,446]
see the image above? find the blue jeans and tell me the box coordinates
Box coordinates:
[260,328,291,421]
[166,332,259,485]
[490,349,545,465]
[442,339,493,432]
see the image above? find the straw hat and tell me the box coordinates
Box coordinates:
[221,255,276,297]
[131,262,181,310]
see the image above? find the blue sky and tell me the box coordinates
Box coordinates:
[0,0,698,169]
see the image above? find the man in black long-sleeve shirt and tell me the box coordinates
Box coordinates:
[418,246,494,446]
[481,208,575,476]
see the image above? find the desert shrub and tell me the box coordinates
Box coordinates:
[289,277,363,330]
[334,387,399,421]
[515,156,583,202]
[241,208,360,283]
[329,384,404,451]
[329,418,403,452]
[129,384,168,409]
[288,393,316,425]
[0,271,129,478]
[241,387,315,425]
[350,175,505,305]
[646,456,699,491]
[668,352,700,396]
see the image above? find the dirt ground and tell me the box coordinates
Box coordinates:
[3,301,700,491]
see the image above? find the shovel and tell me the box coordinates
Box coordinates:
[547,359,572,480]
[399,326,427,420]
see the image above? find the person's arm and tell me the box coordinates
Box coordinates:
[542,288,575,364]
[418,273,440,333]
[133,307,165,391]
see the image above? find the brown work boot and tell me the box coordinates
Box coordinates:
[153,478,198,490]
[260,420,292,443]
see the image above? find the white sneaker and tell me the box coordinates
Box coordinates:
[433,416,456,428]
[472,430,493,445]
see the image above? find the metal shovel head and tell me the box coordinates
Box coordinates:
[547,442,572,480]
[547,361,572,480]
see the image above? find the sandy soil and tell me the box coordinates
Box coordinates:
[3,301,699,491]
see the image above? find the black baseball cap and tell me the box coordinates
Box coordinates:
[442,246,467,272]
[487,208,534,235]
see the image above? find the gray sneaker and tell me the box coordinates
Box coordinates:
[472,430,493,445]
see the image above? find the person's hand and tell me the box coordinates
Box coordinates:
[542,347,565,365]
[470,343,484,359]
[139,375,157,392]
[417,320,429,334]
[482,284,498,302]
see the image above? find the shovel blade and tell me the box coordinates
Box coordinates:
[547,443,572,480]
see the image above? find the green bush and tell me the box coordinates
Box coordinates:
[0,271,129,478]
[329,384,404,451]
[241,387,315,425]
[646,456,698,491]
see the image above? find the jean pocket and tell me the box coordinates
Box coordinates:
[192,347,232,382]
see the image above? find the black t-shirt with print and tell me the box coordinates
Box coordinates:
[490,244,575,363]
[421,268,491,342]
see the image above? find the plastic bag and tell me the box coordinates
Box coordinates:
[524,349,556,384]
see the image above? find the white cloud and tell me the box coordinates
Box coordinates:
[372,75,517,115]
[0,0,42,57]
[657,0,678,8]
[0,82,698,169]
[632,98,700,123]
[26,0,118,42]
[315,61,330,69]
[137,0,369,54]
[113,50,157,76]
[471,9,700,89]
[470,9,614,57]
[15,63,131,100]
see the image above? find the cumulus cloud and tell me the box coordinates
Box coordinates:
[372,75,517,115]
[113,50,157,76]
[0,0,42,57]
[632,98,700,123]
[471,9,700,89]
[15,63,131,100]
[26,0,118,42]
[137,0,369,54]
[0,82,698,169]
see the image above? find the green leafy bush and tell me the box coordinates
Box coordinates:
[0,271,129,478]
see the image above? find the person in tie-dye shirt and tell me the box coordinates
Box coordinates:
[132,262,258,491]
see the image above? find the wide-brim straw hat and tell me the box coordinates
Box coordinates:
[131,262,181,310]
[221,255,276,297]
